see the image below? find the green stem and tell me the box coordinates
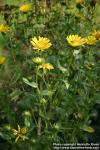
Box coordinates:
[31,109,38,128]
[42,72,48,87]
[36,67,42,136]
[37,108,42,136]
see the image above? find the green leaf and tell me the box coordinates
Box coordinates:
[41,90,54,96]
[57,60,67,73]
[80,125,95,133]
[23,78,38,88]
[62,80,70,89]
[94,93,100,104]
[0,33,6,50]
[10,89,22,101]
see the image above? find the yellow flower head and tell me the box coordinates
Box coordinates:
[66,35,85,47]
[75,0,84,4]
[91,30,100,41]
[32,57,45,64]
[0,56,5,64]
[0,24,10,33]
[85,36,96,45]
[39,63,54,74]
[12,125,27,142]
[19,4,32,12]
[31,36,52,51]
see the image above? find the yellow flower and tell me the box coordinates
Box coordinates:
[0,24,10,33]
[31,36,52,51]
[75,0,84,4]
[12,125,27,142]
[39,63,54,73]
[85,36,96,45]
[66,35,85,47]
[0,56,5,64]
[19,4,32,12]
[32,57,45,64]
[91,30,100,41]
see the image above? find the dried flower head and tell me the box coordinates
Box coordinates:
[12,125,27,142]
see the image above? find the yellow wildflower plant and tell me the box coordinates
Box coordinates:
[0,56,5,64]
[31,36,52,51]
[0,24,10,33]
[12,125,27,142]
[85,36,97,45]
[32,57,45,64]
[91,30,100,41]
[66,35,85,47]
[39,63,54,74]
[19,4,32,12]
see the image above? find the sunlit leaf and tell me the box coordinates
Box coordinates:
[80,125,95,133]
[23,78,38,88]
[41,90,54,96]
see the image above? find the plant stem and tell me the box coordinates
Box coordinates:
[36,67,42,136]
[37,109,41,136]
